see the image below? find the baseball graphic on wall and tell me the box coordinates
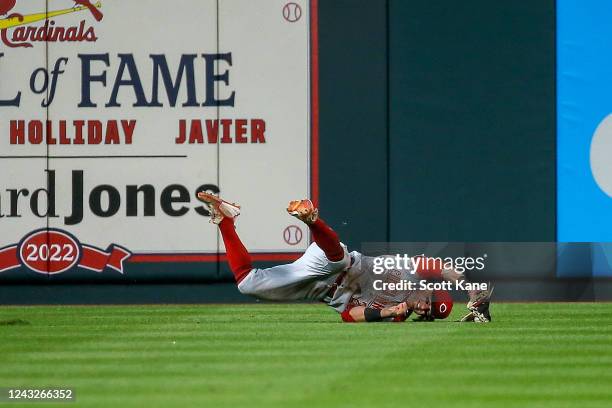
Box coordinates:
[590,114,612,197]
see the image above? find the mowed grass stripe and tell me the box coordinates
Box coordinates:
[0,303,611,408]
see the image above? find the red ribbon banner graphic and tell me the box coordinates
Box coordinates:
[0,246,19,273]
[79,245,131,273]
[0,240,131,275]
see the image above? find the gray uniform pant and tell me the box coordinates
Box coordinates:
[237,243,351,301]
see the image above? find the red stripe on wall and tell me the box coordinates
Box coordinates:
[128,253,302,263]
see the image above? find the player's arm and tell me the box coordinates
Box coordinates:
[342,300,429,323]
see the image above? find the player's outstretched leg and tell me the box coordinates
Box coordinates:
[196,192,252,283]
[287,199,345,262]
[197,195,349,301]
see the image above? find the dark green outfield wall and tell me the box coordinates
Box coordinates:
[318,0,389,248]
[388,0,556,242]
[320,0,556,245]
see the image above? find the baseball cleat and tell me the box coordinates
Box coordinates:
[460,301,491,323]
[196,192,241,224]
[462,284,493,323]
[287,199,319,224]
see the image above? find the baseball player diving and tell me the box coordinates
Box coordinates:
[196,192,493,323]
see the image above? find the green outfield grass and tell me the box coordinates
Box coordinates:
[0,303,611,408]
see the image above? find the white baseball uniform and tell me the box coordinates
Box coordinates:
[237,243,422,314]
[237,242,350,302]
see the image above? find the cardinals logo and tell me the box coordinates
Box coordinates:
[0,0,103,48]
